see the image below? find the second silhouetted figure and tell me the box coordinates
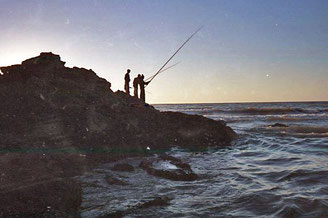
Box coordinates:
[139,74,150,102]
[124,69,131,95]
[133,74,141,98]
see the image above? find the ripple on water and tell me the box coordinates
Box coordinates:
[276,196,328,218]
[139,103,328,217]
[78,129,328,217]
[277,169,328,184]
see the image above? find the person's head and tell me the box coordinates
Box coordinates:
[127,69,131,73]
[137,74,141,78]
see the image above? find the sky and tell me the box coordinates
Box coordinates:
[1,0,328,103]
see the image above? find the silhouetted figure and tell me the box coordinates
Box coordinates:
[139,74,150,102]
[133,74,141,98]
[124,69,131,94]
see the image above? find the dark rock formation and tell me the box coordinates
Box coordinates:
[0,52,236,216]
[111,163,135,172]
[136,196,172,209]
[0,52,235,151]
[268,123,289,128]
[159,154,192,170]
[98,211,123,218]
[105,175,129,186]
[139,155,198,181]
[98,196,171,217]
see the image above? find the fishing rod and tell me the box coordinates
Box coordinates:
[145,26,203,87]
[145,62,180,82]
[129,63,179,90]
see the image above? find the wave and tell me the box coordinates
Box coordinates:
[156,104,328,117]
[277,169,328,183]
[256,124,328,138]
[282,126,328,134]
[190,107,328,117]
[218,107,326,115]
[221,114,328,125]
[265,115,319,122]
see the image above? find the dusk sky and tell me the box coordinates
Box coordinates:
[1,0,328,103]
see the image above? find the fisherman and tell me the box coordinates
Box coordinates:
[139,74,150,102]
[133,74,141,98]
[124,69,131,94]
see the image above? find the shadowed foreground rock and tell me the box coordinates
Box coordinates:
[0,52,236,216]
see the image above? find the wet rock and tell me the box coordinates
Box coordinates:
[97,210,123,218]
[98,196,172,217]
[137,196,172,209]
[111,163,135,172]
[139,156,198,181]
[269,123,289,128]
[159,154,192,170]
[105,176,129,186]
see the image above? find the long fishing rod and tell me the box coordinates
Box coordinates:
[145,62,180,82]
[146,26,203,87]
[129,64,178,90]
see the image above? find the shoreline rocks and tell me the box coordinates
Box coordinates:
[111,163,135,172]
[0,52,236,216]
[268,123,289,128]
[139,155,198,181]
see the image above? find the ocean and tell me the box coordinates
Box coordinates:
[79,102,328,217]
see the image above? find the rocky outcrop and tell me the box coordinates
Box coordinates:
[111,163,135,172]
[268,123,288,128]
[0,52,236,216]
[0,53,235,152]
[139,155,198,181]
[105,175,129,186]
[136,196,172,209]
[97,196,172,218]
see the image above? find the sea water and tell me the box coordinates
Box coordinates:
[79,102,328,217]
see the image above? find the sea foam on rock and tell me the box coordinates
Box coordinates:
[0,52,236,216]
[139,155,198,181]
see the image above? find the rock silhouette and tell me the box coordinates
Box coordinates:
[0,52,236,216]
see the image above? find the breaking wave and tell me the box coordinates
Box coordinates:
[181,107,328,117]
[255,125,328,138]
[217,107,327,115]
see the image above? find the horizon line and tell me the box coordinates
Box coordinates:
[151,100,328,105]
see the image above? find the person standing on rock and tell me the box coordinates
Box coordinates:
[139,74,150,102]
[133,74,141,98]
[124,69,131,95]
